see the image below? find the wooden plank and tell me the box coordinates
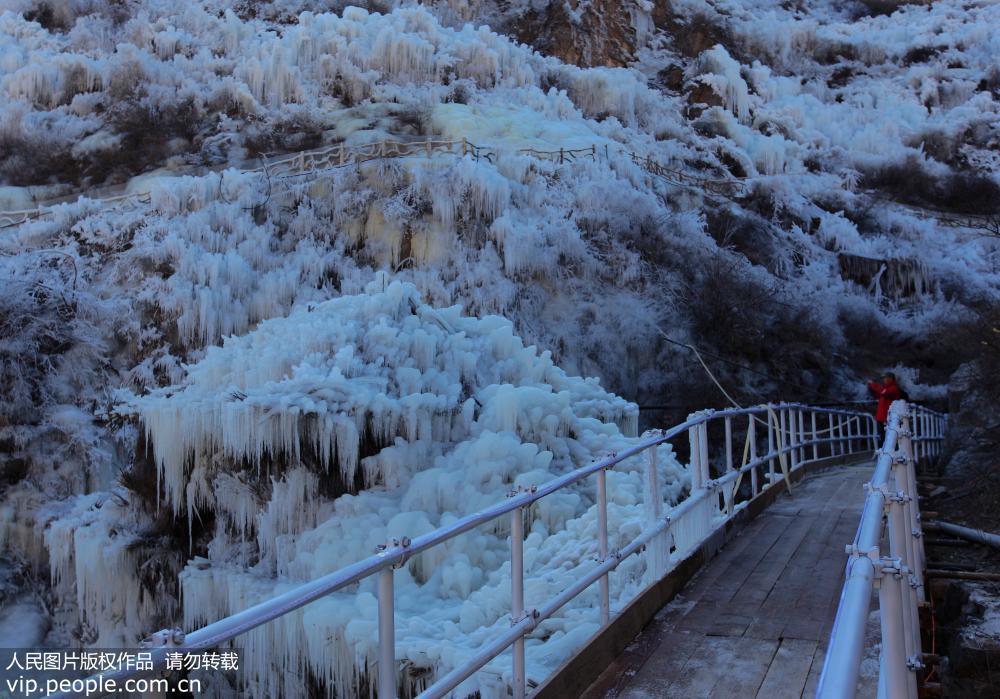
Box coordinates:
[801,645,827,698]
[730,513,815,610]
[695,515,796,606]
[757,511,841,616]
[675,515,786,605]
[757,639,821,698]
[645,636,736,698]
[705,636,780,698]
[612,631,705,699]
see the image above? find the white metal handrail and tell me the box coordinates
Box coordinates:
[58,402,879,699]
[817,401,947,699]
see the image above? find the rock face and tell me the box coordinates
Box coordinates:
[502,0,738,69]
[931,580,1000,698]
[509,0,643,68]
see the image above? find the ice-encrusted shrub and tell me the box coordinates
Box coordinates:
[864,156,1000,215]
[706,209,779,270]
[0,252,107,467]
[679,253,837,395]
[857,0,921,18]
[0,129,81,186]
[242,107,327,157]
[21,0,132,31]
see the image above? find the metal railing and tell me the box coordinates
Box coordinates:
[817,401,947,699]
[60,402,878,699]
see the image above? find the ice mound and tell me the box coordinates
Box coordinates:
[129,278,683,697]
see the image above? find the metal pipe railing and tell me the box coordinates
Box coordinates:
[817,401,948,699]
[57,402,886,699]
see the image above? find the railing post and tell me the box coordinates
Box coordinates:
[828,414,836,458]
[877,558,913,699]
[847,415,856,454]
[699,421,710,486]
[870,415,879,451]
[689,425,703,490]
[378,568,396,699]
[787,408,797,471]
[510,504,526,699]
[896,407,925,604]
[596,468,611,625]
[749,414,759,496]
[646,443,666,579]
[811,411,819,461]
[920,412,927,462]
[885,487,920,699]
[767,409,776,486]
[934,415,944,456]
[724,416,734,514]
[922,412,930,461]
[798,410,806,463]
[837,415,845,456]
[646,444,662,522]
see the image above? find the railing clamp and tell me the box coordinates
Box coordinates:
[845,544,880,565]
[511,608,541,628]
[911,528,923,539]
[895,428,912,438]
[874,556,903,580]
[892,453,911,465]
[595,549,623,565]
[506,484,538,498]
[906,655,925,672]
[887,490,911,505]
[375,537,412,569]
[865,483,910,508]
[141,628,185,648]
[908,573,921,590]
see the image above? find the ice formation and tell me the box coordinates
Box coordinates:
[127,280,676,696]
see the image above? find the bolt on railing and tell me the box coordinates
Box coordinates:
[56,402,882,699]
[817,401,947,699]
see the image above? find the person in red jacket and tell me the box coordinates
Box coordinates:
[867,372,903,437]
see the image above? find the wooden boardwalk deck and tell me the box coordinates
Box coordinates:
[581,461,879,699]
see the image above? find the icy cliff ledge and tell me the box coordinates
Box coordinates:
[127,278,681,697]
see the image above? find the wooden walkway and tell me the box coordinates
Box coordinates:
[581,461,879,699]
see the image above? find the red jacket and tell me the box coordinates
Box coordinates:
[868,380,902,424]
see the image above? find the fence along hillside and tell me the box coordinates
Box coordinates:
[0,137,745,229]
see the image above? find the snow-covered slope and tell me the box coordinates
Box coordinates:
[0,0,998,695]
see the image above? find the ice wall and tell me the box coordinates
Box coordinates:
[130,280,678,697]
